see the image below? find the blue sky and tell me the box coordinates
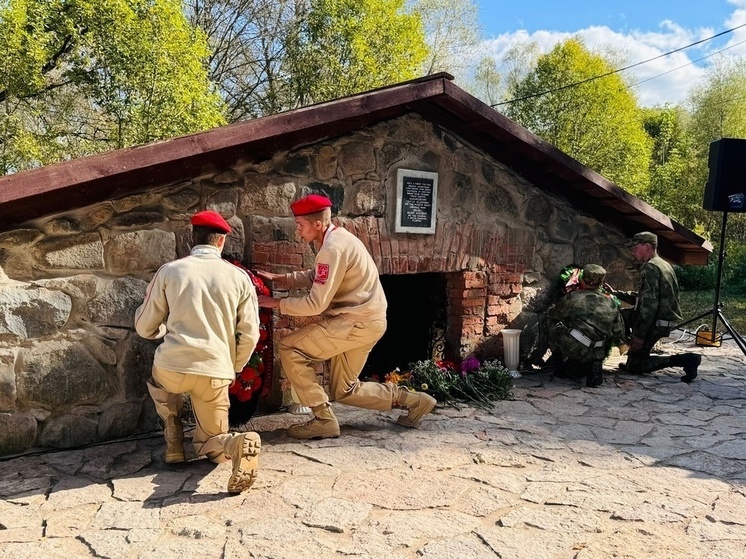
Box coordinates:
[475,1,733,37]
[468,0,746,106]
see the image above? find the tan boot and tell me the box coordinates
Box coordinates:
[287,403,340,440]
[224,432,262,494]
[396,389,436,428]
[164,416,185,464]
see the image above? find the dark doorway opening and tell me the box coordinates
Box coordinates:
[362,273,446,377]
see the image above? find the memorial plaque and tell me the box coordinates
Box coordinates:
[394,169,438,234]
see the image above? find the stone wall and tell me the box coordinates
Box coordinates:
[0,113,636,456]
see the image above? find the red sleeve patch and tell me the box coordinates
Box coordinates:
[315,263,330,285]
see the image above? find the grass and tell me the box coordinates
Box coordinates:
[679,289,746,337]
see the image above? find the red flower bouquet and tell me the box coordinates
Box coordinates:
[223,255,274,426]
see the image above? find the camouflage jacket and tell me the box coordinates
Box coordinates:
[547,289,626,362]
[615,255,683,340]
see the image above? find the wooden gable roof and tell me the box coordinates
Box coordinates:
[0,73,711,264]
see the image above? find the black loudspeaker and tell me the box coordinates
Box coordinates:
[703,138,746,212]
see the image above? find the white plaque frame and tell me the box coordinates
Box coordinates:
[394,169,438,234]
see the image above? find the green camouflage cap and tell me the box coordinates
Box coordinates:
[628,231,658,246]
[581,264,606,286]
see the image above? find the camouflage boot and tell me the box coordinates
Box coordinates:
[395,388,437,428]
[224,432,262,494]
[164,415,185,464]
[287,403,340,440]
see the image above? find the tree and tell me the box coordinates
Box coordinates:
[688,57,746,149]
[186,0,431,120]
[685,57,746,244]
[285,0,428,106]
[641,105,698,226]
[408,0,480,77]
[466,56,501,106]
[0,0,225,174]
[185,0,299,121]
[503,39,652,194]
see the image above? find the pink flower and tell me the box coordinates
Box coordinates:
[461,356,480,374]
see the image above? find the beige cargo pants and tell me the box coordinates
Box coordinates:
[278,316,395,410]
[147,365,233,463]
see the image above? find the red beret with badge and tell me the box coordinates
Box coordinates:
[191,210,231,234]
[290,194,333,216]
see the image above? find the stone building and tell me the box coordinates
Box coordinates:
[0,74,711,456]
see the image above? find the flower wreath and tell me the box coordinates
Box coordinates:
[559,265,621,307]
[223,255,274,426]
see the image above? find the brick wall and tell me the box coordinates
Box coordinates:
[266,214,536,370]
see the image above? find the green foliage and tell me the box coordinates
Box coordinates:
[722,242,746,293]
[504,39,652,194]
[688,58,746,148]
[285,0,428,106]
[676,243,746,294]
[0,0,225,174]
[640,106,699,223]
[406,360,457,403]
[685,59,746,243]
[678,289,746,336]
[674,264,718,291]
[188,0,449,120]
[399,358,513,409]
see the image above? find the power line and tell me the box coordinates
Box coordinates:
[630,37,746,88]
[491,22,746,107]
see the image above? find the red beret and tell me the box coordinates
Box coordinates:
[191,210,231,234]
[291,194,333,216]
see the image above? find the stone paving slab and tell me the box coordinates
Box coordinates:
[1,337,745,558]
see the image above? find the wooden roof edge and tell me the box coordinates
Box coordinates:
[674,250,709,266]
[662,220,714,253]
[0,73,712,260]
[0,74,453,205]
[610,209,712,255]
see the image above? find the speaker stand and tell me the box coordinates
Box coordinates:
[676,211,746,356]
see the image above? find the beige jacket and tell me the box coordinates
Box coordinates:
[279,225,387,321]
[135,245,260,379]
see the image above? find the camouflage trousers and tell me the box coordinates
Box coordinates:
[625,338,672,374]
[548,324,609,363]
[621,311,673,374]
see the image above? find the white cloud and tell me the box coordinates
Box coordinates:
[468,9,744,107]
[724,0,746,54]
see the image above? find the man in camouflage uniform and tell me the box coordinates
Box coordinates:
[547,264,625,387]
[610,231,700,382]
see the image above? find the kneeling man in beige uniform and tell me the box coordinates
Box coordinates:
[135,210,262,494]
[258,194,436,439]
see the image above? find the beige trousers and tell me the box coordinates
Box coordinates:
[278,316,396,410]
[147,365,233,463]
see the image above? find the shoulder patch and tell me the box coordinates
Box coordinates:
[315,263,330,285]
